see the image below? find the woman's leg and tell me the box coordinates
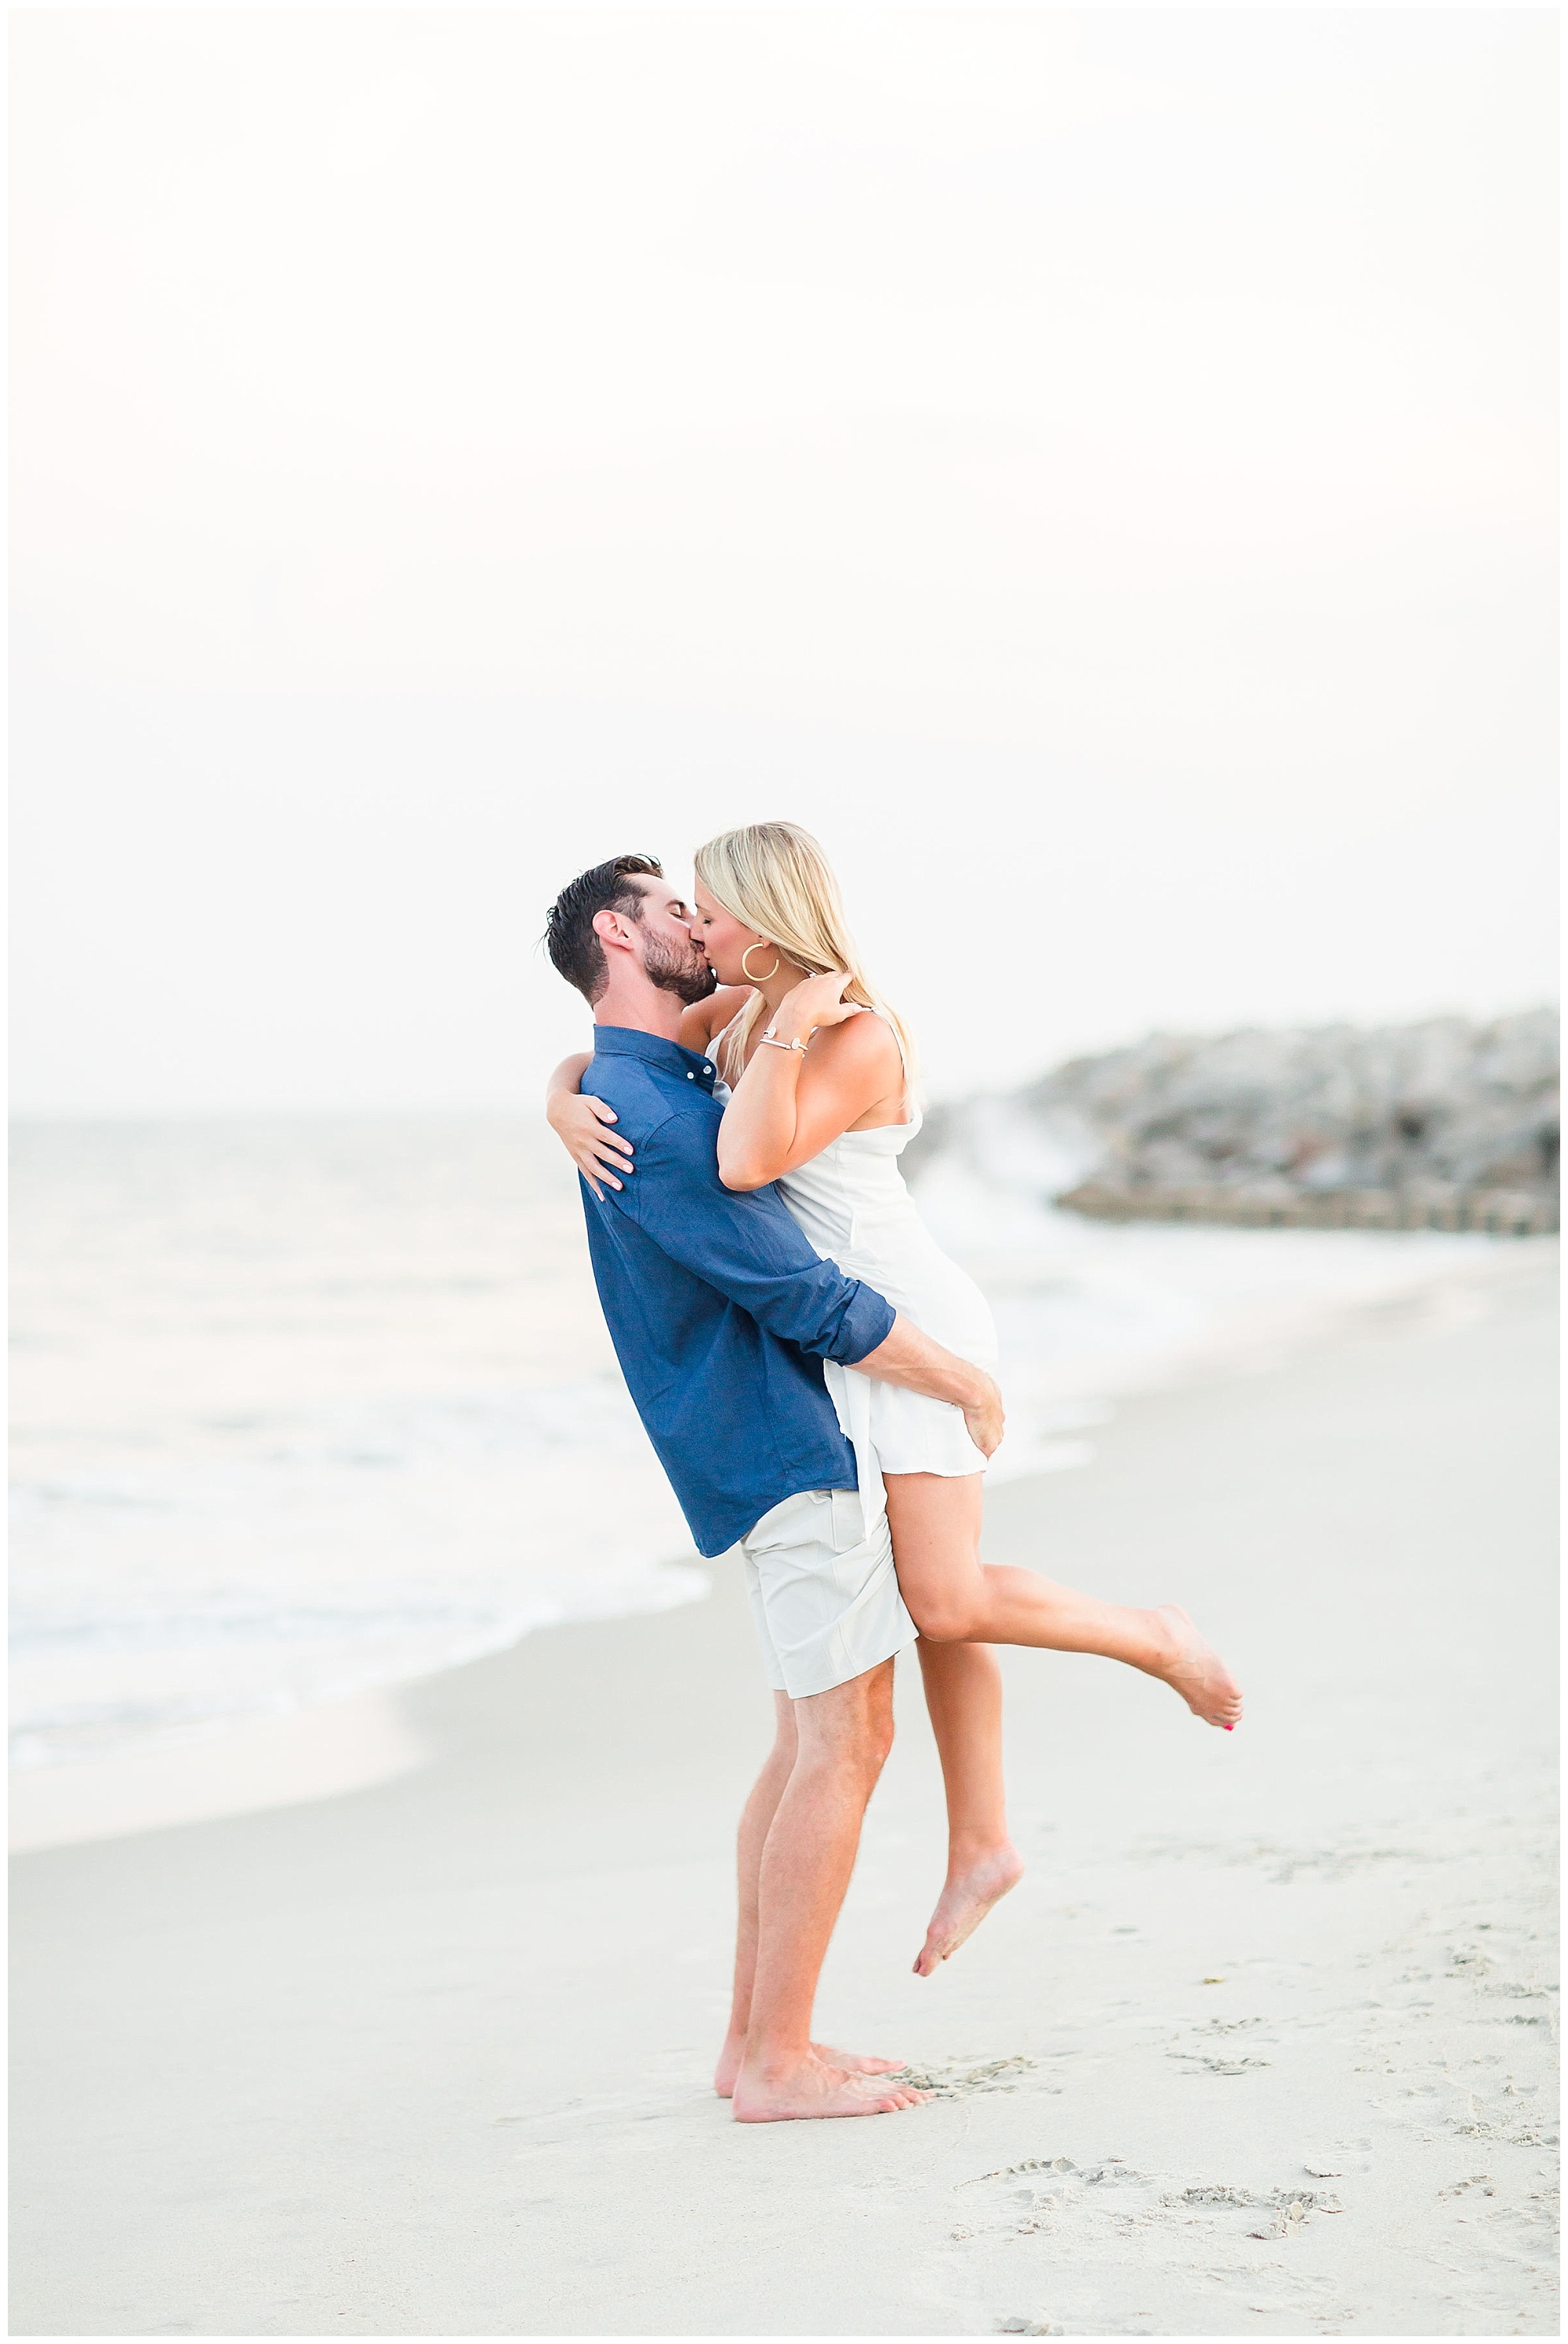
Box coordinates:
[912,1636,1024,1976]
[887,1472,1244,1729]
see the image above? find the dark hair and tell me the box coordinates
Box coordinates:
[543,854,663,1003]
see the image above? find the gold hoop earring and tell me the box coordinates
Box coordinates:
[741,942,781,982]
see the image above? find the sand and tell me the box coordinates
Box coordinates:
[9,1687,429,1854]
[10,1248,1557,2338]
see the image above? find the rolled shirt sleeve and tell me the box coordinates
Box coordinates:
[624,1110,896,1365]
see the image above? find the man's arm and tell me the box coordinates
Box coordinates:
[850,1320,1004,1458]
[616,1109,1004,1453]
[619,1108,896,1364]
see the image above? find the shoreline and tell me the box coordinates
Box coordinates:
[7,1685,431,1854]
[11,1235,1543,1856]
[12,1248,1556,2335]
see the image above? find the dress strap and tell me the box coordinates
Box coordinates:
[857,1003,912,1116]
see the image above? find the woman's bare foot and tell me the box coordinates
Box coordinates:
[913,1841,1025,1977]
[714,2034,906,2098]
[732,2051,930,2123]
[1149,1604,1244,1729]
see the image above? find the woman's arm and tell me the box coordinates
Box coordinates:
[547,988,753,1199]
[678,985,753,1056]
[544,1051,633,1199]
[716,978,904,1190]
[546,1052,593,1102]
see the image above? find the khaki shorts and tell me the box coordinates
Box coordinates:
[739,1485,916,1700]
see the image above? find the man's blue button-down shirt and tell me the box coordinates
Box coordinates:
[575,1025,897,1558]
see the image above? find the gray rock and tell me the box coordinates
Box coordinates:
[911,1010,1559,1232]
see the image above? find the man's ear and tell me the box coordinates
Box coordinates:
[591,906,633,953]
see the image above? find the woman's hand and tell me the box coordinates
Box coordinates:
[546,1090,633,1199]
[771,971,859,1045]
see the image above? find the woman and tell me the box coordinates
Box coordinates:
[546,822,1243,1984]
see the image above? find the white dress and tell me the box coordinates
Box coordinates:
[709,1014,997,1482]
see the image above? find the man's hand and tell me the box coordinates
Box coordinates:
[851,1315,1005,1457]
[961,1371,1004,1459]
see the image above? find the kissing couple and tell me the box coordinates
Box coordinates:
[543,822,1242,2124]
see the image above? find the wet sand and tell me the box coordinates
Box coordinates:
[10,1250,1557,2336]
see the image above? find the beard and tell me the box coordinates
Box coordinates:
[643,931,717,1005]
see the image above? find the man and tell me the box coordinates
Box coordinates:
[543,853,1004,2123]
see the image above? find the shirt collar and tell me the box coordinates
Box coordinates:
[592,1024,716,1091]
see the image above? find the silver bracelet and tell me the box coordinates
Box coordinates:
[758,1030,808,1054]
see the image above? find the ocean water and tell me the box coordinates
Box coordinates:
[10,1116,1499,1771]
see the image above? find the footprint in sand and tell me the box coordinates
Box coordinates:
[899,2055,1040,2099]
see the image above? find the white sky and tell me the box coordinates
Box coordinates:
[11,5,1559,1111]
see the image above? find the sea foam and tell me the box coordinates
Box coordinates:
[11,1113,1504,1769]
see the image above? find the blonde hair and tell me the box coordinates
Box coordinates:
[692,822,918,1096]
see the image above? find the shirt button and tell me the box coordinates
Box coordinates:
[686,1071,694,1078]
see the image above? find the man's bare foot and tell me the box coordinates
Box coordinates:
[913,1841,1025,1977]
[714,2033,906,2097]
[1149,1603,1244,1729]
[732,2050,930,2122]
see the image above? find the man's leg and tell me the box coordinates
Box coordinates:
[715,1692,916,2097]
[731,1660,929,2122]
[713,1693,796,2095]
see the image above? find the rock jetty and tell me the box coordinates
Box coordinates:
[913,1010,1559,1235]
